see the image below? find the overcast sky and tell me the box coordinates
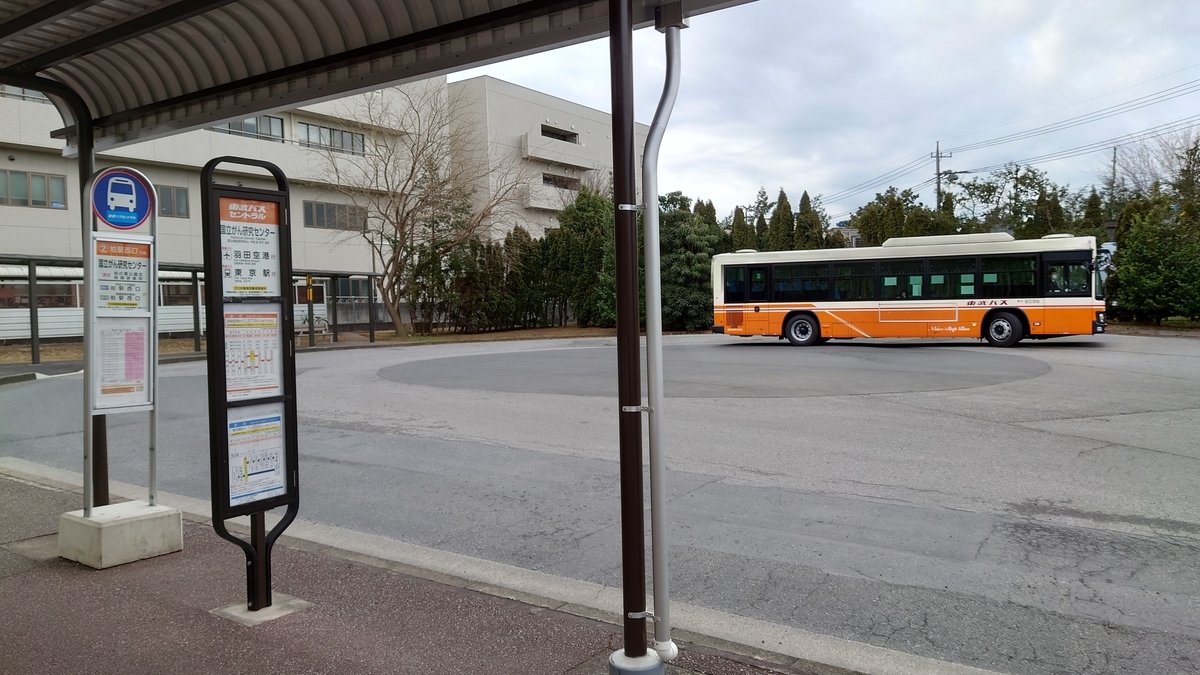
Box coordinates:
[450,0,1200,222]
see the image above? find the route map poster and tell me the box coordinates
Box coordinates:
[223,307,283,402]
[219,197,280,298]
[227,402,287,508]
[95,240,151,311]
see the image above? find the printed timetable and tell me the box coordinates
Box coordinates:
[227,402,287,507]
[223,307,283,402]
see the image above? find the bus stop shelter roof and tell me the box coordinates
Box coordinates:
[0,0,751,152]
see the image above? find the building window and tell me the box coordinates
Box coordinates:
[543,173,580,191]
[303,201,367,231]
[298,122,364,155]
[0,86,50,104]
[541,125,578,144]
[156,186,189,218]
[212,115,284,142]
[0,171,67,208]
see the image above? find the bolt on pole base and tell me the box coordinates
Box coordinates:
[609,650,664,675]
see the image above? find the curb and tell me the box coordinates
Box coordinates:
[0,457,1005,675]
[0,372,36,386]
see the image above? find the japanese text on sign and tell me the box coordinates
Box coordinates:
[95,317,151,408]
[227,402,287,507]
[95,240,151,311]
[219,197,280,297]
[224,308,283,402]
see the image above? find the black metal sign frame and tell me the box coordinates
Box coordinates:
[201,157,299,610]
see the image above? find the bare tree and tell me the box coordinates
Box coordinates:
[308,79,530,336]
[1110,129,1200,196]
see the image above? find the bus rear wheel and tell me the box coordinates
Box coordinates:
[785,314,821,346]
[985,311,1023,348]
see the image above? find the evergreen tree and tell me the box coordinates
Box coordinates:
[939,191,955,217]
[1017,190,1053,239]
[754,212,769,250]
[1118,205,1200,322]
[1078,189,1105,238]
[750,187,773,250]
[731,206,756,250]
[556,187,614,327]
[793,191,824,250]
[661,202,721,332]
[767,189,795,251]
[1048,192,1066,233]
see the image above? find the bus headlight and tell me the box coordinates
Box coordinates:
[1097,311,1106,324]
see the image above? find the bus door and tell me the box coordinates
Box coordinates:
[745,266,772,335]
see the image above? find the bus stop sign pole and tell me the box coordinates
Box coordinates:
[201,157,300,611]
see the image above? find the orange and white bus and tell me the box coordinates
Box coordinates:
[711,232,1106,347]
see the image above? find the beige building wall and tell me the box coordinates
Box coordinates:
[0,93,380,275]
[2,75,647,268]
[449,76,648,239]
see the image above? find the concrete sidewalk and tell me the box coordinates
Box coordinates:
[0,465,815,675]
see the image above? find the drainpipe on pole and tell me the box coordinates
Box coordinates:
[642,2,686,664]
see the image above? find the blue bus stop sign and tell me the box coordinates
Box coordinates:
[92,168,154,231]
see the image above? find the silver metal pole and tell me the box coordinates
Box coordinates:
[642,5,685,662]
[149,225,159,506]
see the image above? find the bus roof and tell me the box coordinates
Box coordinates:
[712,233,1097,265]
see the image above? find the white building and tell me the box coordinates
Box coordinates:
[450,76,648,238]
[1,77,648,332]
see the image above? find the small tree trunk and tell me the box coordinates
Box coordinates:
[376,277,408,337]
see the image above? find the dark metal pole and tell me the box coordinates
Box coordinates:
[93,416,110,506]
[249,511,271,610]
[28,261,40,365]
[609,0,647,659]
[75,101,110,509]
[367,276,376,343]
[191,270,202,352]
[330,276,339,343]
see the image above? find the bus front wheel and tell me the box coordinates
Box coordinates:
[985,311,1023,348]
[785,314,821,346]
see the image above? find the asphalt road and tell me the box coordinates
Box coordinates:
[2,333,1198,674]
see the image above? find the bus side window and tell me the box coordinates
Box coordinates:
[724,267,746,304]
[834,262,875,301]
[930,257,976,298]
[1044,260,1091,295]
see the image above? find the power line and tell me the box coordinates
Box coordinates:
[961,113,1200,174]
[940,61,1200,143]
[822,157,934,203]
[817,67,1200,211]
[946,78,1200,153]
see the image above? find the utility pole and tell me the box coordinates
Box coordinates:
[932,142,952,208]
[1110,146,1118,219]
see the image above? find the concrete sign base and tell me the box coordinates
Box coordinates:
[609,651,664,675]
[58,501,182,569]
[210,593,312,626]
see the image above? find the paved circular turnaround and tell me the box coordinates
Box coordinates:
[4,333,1198,675]
[378,341,1050,397]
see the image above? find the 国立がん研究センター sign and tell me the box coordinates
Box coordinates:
[91,168,154,232]
[219,197,281,298]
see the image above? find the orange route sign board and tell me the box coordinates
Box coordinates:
[95,240,151,311]
[219,197,280,298]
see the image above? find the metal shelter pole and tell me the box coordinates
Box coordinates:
[642,3,685,663]
[367,276,376,343]
[77,103,100,514]
[607,1,657,674]
[331,276,339,343]
[27,261,39,365]
[191,270,202,352]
